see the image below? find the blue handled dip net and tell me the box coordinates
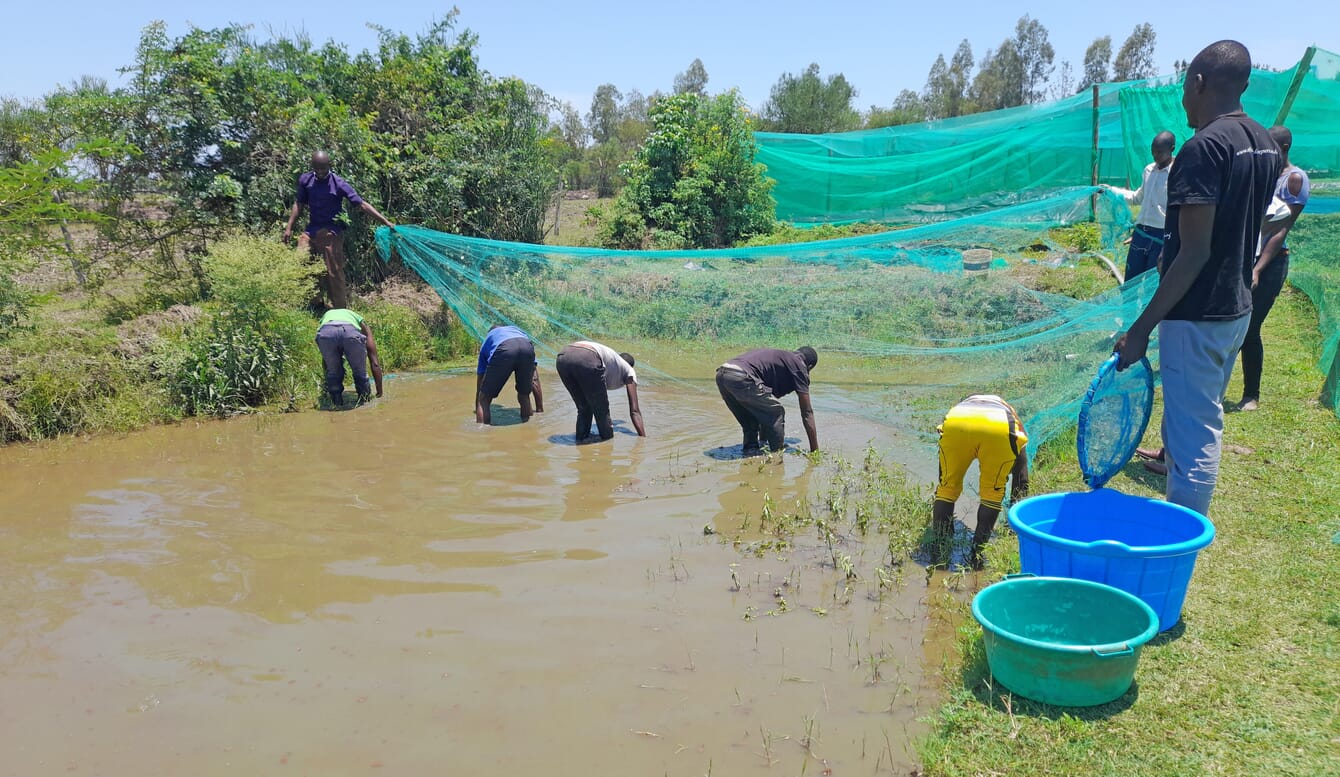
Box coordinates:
[1077,354,1155,489]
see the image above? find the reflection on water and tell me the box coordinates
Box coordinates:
[0,372,971,776]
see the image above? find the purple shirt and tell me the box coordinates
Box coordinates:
[296,171,364,234]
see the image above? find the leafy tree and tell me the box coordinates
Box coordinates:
[1053,61,1075,100]
[971,16,1054,109]
[673,59,709,96]
[588,83,623,145]
[587,83,626,196]
[1081,36,1113,91]
[58,14,560,280]
[759,64,861,134]
[559,102,588,151]
[867,90,926,128]
[923,41,975,120]
[1113,23,1158,81]
[598,91,775,249]
[947,40,975,116]
[0,144,118,331]
[970,42,1022,111]
[923,55,952,120]
[622,89,650,125]
[1013,15,1055,104]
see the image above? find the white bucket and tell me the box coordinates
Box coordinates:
[962,248,992,275]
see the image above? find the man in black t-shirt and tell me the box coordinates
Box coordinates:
[716,347,819,455]
[1116,40,1282,517]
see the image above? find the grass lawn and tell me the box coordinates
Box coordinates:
[917,284,1340,776]
[542,191,613,247]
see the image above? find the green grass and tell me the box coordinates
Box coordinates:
[918,286,1340,776]
[542,193,615,247]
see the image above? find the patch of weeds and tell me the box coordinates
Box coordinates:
[720,444,930,606]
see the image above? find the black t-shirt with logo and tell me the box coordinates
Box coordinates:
[1162,112,1281,321]
[732,348,811,397]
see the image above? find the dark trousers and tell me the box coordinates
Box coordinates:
[716,366,785,451]
[556,347,612,441]
[1240,254,1289,400]
[1125,226,1163,281]
[316,323,370,403]
[479,337,537,401]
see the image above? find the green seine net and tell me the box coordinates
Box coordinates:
[380,189,1147,456]
[378,46,1340,461]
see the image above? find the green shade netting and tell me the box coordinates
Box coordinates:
[758,48,1340,225]
[379,188,1148,457]
[378,43,1340,454]
[755,81,1138,225]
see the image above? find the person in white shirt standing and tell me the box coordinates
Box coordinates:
[555,341,646,442]
[1107,131,1177,281]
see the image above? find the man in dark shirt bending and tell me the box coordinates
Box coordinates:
[1116,40,1281,517]
[282,152,394,308]
[716,347,819,455]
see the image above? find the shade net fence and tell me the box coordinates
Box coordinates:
[381,44,1340,465]
[380,188,1152,458]
[759,47,1340,225]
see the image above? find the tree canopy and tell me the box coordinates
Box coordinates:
[759,64,861,134]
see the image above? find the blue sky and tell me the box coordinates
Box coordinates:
[3,1,1333,112]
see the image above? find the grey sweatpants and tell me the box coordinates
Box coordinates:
[316,322,370,402]
[716,365,786,451]
[1159,317,1250,517]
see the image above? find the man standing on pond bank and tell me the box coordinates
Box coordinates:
[1116,40,1281,518]
[476,324,544,425]
[555,340,646,442]
[716,347,818,455]
[283,152,394,309]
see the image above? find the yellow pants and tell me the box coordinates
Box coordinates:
[935,398,1026,511]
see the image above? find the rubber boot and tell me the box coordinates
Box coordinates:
[930,500,955,568]
[969,506,1001,570]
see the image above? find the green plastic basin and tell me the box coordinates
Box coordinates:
[972,574,1159,707]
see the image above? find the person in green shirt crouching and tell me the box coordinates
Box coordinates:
[315,308,384,408]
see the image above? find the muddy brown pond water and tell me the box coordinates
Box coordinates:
[0,372,981,776]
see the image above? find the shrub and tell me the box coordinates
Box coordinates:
[158,304,323,418]
[0,324,171,443]
[431,321,477,362]
[592,198,651,250]
[1050,222,1102,253]
[598,92,776,249]
[202,235,319,322]
[360,301,432,371]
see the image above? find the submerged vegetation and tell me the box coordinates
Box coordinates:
[719,447,934,586]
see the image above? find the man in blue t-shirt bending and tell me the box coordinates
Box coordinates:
[1116,40,1282,517]
[476,324,544,425]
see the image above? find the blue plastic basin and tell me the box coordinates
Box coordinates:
[1007,488,1215,631]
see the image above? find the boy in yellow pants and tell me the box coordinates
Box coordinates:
[931,395,1030,569]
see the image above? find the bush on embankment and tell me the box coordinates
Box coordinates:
[0,235,471,445]
[157,236,322,416]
